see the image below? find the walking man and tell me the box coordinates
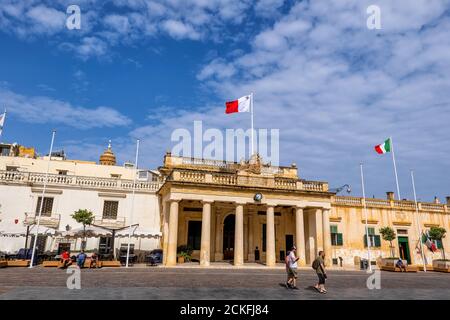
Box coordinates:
[313,251,327,294]
[286,246,300,289]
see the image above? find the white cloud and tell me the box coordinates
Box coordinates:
[161,19,201,40]
[0,87,131,129]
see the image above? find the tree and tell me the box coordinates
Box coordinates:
[428,227,447,260]
[379,227,397,257]
[71,209,95,250]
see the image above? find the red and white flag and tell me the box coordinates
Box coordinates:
[225,95,251,114]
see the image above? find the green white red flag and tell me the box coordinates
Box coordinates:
[374,138,391,154]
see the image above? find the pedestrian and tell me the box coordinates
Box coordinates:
[76,250,87,269]
[285,250,291,288]
[59,250,72,269]
[396,258,407,272]
[312,251,327,294]
[286,246,299,289]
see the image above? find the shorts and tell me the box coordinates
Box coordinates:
[317,273,326,285]
[288,267,298,279]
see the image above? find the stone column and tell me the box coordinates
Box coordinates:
[322,208,332,266]
[295,206,306,266]
[234,203,244,266]
[166,200,179,266]
[162,201,169,265]
[200,201,212,266]
[247,211,255,262]
[308,210,316,263]
[266,205,276,267]
[214,213,223,261]
[315,208,324,252]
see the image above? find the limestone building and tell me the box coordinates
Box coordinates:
[0,145,448,268]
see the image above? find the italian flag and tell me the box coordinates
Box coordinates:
[374,138,391,154]
[225,95,251,114]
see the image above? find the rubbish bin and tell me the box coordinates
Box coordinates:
[360,259,369,270]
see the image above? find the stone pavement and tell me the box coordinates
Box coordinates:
[0,266,449,300]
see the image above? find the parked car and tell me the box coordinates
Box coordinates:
[147,249,163,266]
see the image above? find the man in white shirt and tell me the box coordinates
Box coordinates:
[286,246,300,289]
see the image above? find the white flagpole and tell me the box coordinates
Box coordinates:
[360,163,372,272]
[29,130,56,268]
[411,170,427,272]
[390,136,401,200]
[126,139,140,268]
[250,93,255,157]
[0,109,6,141]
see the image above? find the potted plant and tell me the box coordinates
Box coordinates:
[177,245,193,264]
[71,209,95,250]
[428,227,449,270]
[379,227,398,266]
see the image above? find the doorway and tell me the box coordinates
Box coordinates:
[223,215,235,260]
[398,236,411,264]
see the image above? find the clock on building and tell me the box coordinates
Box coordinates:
[254,193,263,202]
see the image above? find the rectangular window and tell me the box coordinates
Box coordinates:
[102,201,119,219]
[36,197,53,216]
[187,221,202,250]
[6,166,19,171]
[330,225,343,246]
[364,234,381,247]
[57,170,68,175]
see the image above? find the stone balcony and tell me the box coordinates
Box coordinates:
[167,168,329,192]
[0,170,161,192]
[93,217,126,230]
[334,196,448,213]
[24,212,61,228]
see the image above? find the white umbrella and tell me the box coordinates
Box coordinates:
[116,226,161,238]
[61,225,111,238]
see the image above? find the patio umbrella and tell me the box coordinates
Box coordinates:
[116,226,161,238]
[60,225,112,238]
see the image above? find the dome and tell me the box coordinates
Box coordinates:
[99,141,116,166]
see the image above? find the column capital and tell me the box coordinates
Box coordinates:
[201,200,214,204]
[294,205,306,210]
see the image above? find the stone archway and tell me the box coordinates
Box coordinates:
[222,214,235,260]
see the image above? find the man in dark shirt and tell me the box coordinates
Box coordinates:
[313,251,327,294]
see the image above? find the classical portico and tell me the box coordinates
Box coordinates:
[158,153,334,267]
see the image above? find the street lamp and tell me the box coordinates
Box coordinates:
[330,184,351,194]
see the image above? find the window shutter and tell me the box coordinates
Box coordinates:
[330,225,338,234]
[374,235,381,247]
[436,240,443,249]
[368,227,375,235]
[337,233,343,246]
[364,235,368,247]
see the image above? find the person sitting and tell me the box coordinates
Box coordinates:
[396,258,407,272]
[76,250,87,269]
[89,252,99,269]
[59,250,72,269]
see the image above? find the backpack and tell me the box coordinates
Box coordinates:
[312,258,320,270]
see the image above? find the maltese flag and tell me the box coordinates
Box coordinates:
[0,111,5,137]
[225,95,251,114]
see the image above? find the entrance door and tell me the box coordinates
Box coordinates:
[223,215,235,260]
[285,235,294,260]
[398,236,411,264]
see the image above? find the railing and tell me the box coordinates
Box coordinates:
[303,181,327,192]
[212,173,237,185]
[93,217,126,229]
[0,170,161,192]
[24,212,61,228]
[335,196,446,212]
[274,178,297,189]
[421,203,446,212]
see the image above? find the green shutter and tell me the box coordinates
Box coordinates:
[436,240,443,249]
[330,225,338,234]
[368,227,375,235]
[364,235,368,247]
[337,233,343,246]
[374,235,381,247]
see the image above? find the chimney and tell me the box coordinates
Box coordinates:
[446,196,450,205]
[434,196,440,204]
[386,192,395,200]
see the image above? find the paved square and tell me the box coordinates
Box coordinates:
[0,266,449,300]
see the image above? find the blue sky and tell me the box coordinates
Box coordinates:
[0,0,449,202]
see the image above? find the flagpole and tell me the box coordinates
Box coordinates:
[29,130,56,268]
[250,93,255,156]
[411,170,427,272]
[390,136,401,200]
[126,139,140,268]
[0,109,6,141]
[360,163,372,273]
